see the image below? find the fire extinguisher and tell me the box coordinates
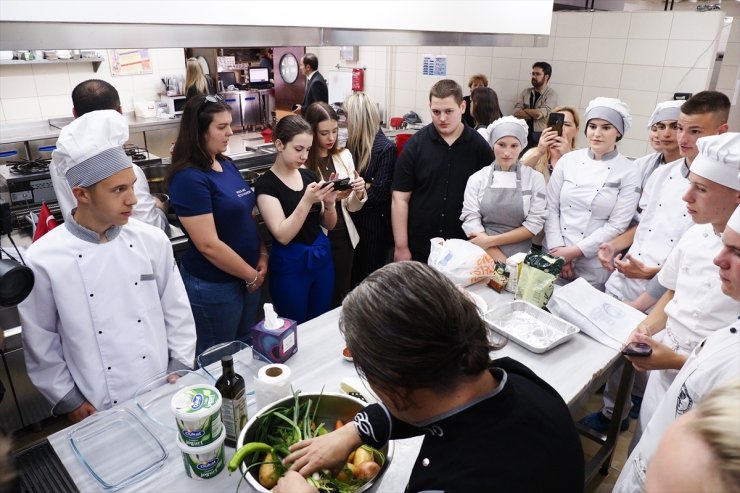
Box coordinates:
[352,68,364,92]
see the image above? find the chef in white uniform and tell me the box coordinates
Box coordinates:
[19,110,196,423]
[460,116,547,262]
[620,132,740,446]
[545,97,641,290]
[614,199,740,493]
[633,100,683,189]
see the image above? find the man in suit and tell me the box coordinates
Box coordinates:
[294,53,328,114]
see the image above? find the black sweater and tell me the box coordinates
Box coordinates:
[353,357,584,493]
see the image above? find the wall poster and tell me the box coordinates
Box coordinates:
[108,49,153,76]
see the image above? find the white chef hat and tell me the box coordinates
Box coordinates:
[484,116,528,148]
[728,205,740,234]
[584,97,632,136]
[53,109,132,188]
[691,133,740,191]
[647,100,683,128]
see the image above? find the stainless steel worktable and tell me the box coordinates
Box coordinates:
[46,283,624,492]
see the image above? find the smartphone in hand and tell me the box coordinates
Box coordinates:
[320,177,352,191]
[621,342,653,357]
[547,112,565,137]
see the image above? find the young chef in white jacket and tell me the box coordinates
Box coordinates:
[632,100,683,190]
[581,93,731,434]
[619,132,740,448]
[460,116,547,263]
[545,97,641,290]
[614,198,740,493]
[19,110,197,423]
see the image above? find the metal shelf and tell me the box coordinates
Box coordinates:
[0,57,103,72]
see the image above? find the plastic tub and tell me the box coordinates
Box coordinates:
[170,384,223,447]
[176,427,226,480]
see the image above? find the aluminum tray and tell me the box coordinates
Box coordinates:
[484,300,579,353]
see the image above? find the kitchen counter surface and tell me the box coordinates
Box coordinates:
[0,113,181,144]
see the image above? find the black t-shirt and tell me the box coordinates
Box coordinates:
[254,168,322,245]
[354,357,585,493]
[392,123,492,258]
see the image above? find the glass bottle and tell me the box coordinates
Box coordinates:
[215,355,248,446]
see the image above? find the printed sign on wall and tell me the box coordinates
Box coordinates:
[422,54,447,77]
[108,49,152,76]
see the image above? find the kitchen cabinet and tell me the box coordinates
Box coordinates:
[0,57,104,72]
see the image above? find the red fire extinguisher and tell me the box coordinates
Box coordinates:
[352,68,364,92]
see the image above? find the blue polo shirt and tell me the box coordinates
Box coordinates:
[169,159,261,283]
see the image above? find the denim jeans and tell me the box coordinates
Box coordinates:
[180,264,261,356]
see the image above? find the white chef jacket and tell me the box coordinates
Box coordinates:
[19,217,196,415]
[633,151,662,190]
[545,148,641,289]
[50,159,169,232]
[605,158,693,302]
[635,223,739,438]
[460,162,548,237]
[614,322,740,493]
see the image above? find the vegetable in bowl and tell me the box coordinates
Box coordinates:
[229,390,389,492]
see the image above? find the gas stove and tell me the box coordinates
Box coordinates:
[6,157,52,176]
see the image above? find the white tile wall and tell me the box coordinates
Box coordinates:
[591,12,631,39]
[587,38,627,64]
[670,11,724,41]
[0,48,187,123]
[623,39,669,66]
[554,37,589,62]
[583,63,623,89]
[664,39,717,69]
[628,12,673,40]
[555,12,592,38]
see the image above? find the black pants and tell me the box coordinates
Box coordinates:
[328,225,354,308]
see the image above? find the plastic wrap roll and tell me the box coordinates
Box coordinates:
[254,364,292,411]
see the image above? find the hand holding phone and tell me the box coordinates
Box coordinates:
[621,342,653,357]
[320,177,352,191]
[547,112,565,137]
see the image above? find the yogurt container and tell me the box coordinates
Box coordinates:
[171,384,223,447]
[177,427,226,480]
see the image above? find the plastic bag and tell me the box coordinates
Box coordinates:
[514,252,565,308]
[427,237,496,287]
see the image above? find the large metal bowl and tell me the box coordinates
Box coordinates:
[235,392,393,492]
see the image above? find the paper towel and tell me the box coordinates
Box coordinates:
[254,363,292,411]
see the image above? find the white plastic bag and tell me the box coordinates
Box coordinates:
[427,237,496,286]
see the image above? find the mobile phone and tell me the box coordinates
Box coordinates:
[621,342,653,357]
[321,177,352,191]
[547,112,565,137]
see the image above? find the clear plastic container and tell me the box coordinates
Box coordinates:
[134,369,212,432]
[68,407,167,490]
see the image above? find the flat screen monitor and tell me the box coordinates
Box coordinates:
[219,71,237,88]
[249,67,269,83]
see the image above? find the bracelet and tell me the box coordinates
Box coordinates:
[259,252,269,257]
[246,272,260,288]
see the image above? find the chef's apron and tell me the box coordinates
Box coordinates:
[479,163,531,258]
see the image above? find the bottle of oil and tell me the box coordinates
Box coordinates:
[215,355,248,446]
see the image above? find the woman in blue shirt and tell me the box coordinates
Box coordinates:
[167,95,268,354]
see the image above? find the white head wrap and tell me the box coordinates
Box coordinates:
[53,110,132,187]
[647,100,683,128]
[691,133,740,191]
[584,97,632,136]
[484,116,528,148]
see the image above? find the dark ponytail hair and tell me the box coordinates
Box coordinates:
[273,114,312,147]
[339,261,497,410]
[166,95,232,187]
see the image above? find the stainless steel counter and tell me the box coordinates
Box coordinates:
[0,113,181,145]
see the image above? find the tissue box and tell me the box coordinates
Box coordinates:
[251,318,297,364]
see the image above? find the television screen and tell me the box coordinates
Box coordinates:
[249,67,269,83]
[219,71,237,88]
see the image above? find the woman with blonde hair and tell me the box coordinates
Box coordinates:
[184,58,214,100]
[344,92,397,285]
[520,105,580,181]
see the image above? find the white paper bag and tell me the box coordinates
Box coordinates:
[427,237,495,287]
[546,278,647,350]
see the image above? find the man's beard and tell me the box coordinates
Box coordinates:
[531,78,543,89]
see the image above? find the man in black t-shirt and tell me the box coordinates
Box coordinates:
[391,79,492,262]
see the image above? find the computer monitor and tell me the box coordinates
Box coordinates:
[249,67,269,83]
[218,71,237,89]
